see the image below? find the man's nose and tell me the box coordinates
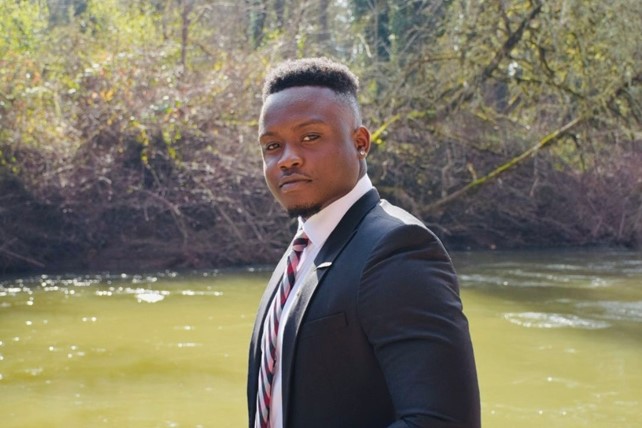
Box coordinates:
[277,144,303,169]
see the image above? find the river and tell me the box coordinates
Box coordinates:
[1,249,641,427]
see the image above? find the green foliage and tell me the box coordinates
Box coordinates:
[1,0,641,273]
[0,1,48,55]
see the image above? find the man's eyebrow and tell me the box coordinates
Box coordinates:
[259,131,277,140]
[292,119,327,129]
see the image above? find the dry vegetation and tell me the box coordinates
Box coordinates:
[1,0,640,273]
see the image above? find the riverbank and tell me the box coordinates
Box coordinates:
[2,143,641,276]
[2,131,641,276]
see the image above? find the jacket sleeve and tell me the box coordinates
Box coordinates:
[358,224,481,428]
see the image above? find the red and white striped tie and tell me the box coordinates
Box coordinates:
[255,231,309,428]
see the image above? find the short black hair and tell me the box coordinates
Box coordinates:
[262,57,359,102]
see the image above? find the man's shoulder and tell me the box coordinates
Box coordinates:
[364,199,427,230]
[343,191,443,250]
[376,199,425,227]
[359,199,448,250]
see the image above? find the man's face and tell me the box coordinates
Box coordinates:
[259,86,369,218]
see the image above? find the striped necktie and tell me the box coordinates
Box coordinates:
[255,231,309,428]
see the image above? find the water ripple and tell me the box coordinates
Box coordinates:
[504,312,611,329]
[135,291,166,303]
[576,301,642,323]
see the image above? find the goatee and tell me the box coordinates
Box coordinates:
[287,203,322,219]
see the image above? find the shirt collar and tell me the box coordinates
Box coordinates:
[298,175,374,248]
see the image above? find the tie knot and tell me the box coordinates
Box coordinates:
[292,231,309,251]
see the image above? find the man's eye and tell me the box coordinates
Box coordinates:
[302,134,320,142]
[264,142,280,151]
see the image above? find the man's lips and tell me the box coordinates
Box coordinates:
[278,174,311,191]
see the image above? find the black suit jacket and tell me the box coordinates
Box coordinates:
[248,189,480,428]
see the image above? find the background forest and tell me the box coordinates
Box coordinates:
[1,0,640,273]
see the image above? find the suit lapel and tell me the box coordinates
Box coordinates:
[280,188,380,425]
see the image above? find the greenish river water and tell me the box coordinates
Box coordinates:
[1,250,641,427]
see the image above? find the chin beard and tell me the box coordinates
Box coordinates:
[287,203,322,219]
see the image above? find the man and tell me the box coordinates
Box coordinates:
[247,57,480,428]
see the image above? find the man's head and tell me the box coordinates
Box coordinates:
[259,58,371,219]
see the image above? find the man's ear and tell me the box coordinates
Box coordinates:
[354,126,371,158]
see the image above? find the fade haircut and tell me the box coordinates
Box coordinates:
[262,57,362,123]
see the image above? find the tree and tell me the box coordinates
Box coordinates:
[1,0,640,272]
[47,0,88,26]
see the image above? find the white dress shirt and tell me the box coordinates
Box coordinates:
[259,174,374,428]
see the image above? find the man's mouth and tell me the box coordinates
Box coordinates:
[279,175,311,191]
